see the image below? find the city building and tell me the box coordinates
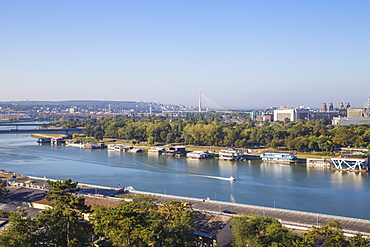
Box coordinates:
[194,212,232,247]
[256,114,273,122]
[332,117,370,126]
[273,107,310,122]
[273,108,295,122]
[310,111,344,120]
[347,107,364,117]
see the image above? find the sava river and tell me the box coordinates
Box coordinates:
[0,128,369,220]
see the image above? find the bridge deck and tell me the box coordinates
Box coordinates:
[0,128,83,134]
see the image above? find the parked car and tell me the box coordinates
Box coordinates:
[222,210,236,214]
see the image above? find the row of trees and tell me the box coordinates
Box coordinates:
[1,179,369,246]
[56,114,370,152]
[0,179,196,247]
[232,214,370,247]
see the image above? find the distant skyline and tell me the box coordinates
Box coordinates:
[1,1,369,108]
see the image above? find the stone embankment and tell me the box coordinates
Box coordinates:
[3,173,370,237]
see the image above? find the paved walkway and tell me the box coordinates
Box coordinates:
[131,190,370,237]
[5,175,370,236]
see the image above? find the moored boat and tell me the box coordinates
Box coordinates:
[163,146,187,157]
[148,148,165,155]
[186,151,214,159]
[65,140,85,148]
[306,158,331,168]
[260,152,297,163]
[218,149,244,161]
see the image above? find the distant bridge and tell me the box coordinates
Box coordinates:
[0,128,84,135]
[0,123,54,127]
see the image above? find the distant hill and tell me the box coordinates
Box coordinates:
[0,100,140,107]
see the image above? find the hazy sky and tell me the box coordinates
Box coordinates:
[1,1,369,109]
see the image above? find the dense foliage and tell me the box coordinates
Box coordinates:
[232,214,370,247]
[232,214,299,247]
[0,179,196,247]
[91,196,196,247]
[0,180,369,246]
[56,114,370,151]
[0,183,9,200]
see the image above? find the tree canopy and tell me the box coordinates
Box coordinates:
[55,114,370,151]
[91,196,197,247]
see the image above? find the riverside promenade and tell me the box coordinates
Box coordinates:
[5,173,370,237]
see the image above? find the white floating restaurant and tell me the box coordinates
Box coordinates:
[260,152,297,163]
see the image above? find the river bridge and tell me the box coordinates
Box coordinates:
[0,123,54,127]
[0,128,83,135]
[0,122,83,135]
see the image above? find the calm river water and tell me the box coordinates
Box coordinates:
[0,131,369,220]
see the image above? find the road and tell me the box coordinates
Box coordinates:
[6,175,370,236]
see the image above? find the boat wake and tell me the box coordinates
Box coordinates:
[200,175,236,181]
[129,160,236,182]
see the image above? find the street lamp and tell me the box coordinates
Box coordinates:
[317,216,319,227]
[214,192,217,201]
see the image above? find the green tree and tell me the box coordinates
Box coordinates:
[0,210,9,218]
[348,233,370,246]
[0,182,9,200]
[166,132,174,144]
[0,208,37,247]
[232,214,299,247]
[158,201,196,247]
[91,195,162,247]
[91,196,196,247]
[299,221,348,247]
[36,179,93,247]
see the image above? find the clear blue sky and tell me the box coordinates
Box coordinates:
[1,1,369,109]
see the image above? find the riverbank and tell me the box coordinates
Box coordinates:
[101,138,335,161]
[4,171,370,237]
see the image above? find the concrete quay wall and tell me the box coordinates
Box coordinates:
[19,175,370,236]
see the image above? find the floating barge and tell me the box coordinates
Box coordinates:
[148,148,165,155]
[218,149,245,161]
[260,152,297,163]
[306,158,331,168]
[65,141,105,149]
[187,151,214,159]
[163,146,187,157]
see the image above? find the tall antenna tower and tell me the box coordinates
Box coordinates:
[198,91,202,112]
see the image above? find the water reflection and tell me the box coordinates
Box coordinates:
[330,170,367,190]
[1,133,370,219]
